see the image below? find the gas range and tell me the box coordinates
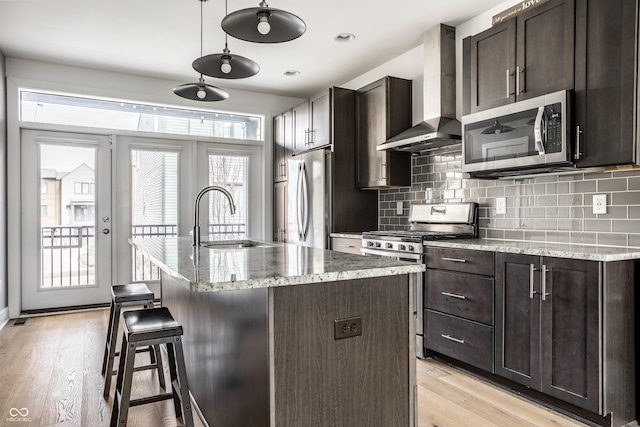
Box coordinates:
[361,202,479,257]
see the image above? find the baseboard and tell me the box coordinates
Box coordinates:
[0,306,9,330]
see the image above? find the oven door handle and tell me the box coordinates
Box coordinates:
[360,247,423,261]
[534,106,546,155]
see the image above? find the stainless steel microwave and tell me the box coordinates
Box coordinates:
[462,90,572,176]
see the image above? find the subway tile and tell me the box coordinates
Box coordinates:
[613,169,640,178]
[601,206,627,219]
[495,218,517,229]
[555,182,570,194]
[558,173,585,181]
[597,178,627,192]
[629,177,640,190]
[485,229,505,239]
[628,234,640,247]
[629,206,640,219]
[534,219,557,230]
[533,183,547,195]
[558,194,582,206]
[524,231,547,241]
[521,207,546,218]
[546,207,570,218]
[612,220,640,233]
[504,230,525,240]
[536,195,558,207]
[583,171,612,180]
[584,220,612,232]
[518,218,534,229]
[570,232,597,245]
[558,219,582,231]
[546,231,571,243]
[486,186,505,198]
[612,191,640,205]
[598,233,628,247]
[572,180,597,194]
[533,175,557,184]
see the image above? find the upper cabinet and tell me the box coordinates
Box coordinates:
[292,89,332,155]
[573,0,637,167]
[465,0,574,114]
[356,76,412,189]
[273,109,293,182]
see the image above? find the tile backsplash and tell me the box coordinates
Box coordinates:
[379,149,640,247]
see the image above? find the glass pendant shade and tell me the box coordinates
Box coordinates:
[221,1,305,43]
[173,78,229,101]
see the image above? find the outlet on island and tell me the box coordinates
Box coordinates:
[334,316,363,340]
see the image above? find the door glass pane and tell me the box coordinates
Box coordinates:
[40,145,96,288]
[208,155,247,239]
[131,149,179,281]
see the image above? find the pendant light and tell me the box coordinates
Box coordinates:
[221,0,306,44]
[193,0,259,79]
[174,0,229,101]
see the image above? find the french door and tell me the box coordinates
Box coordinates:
[20,130,113,311]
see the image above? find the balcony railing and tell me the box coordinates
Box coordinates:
[40,223,246,288]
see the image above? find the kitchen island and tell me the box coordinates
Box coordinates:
[131,236,424,427]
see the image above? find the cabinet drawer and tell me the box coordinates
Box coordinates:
[425,309,494,372]
[330,237,362,255]
[426,270,493,325]
[426,247,493,276]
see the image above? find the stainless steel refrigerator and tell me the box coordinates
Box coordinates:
[287,150,329,249]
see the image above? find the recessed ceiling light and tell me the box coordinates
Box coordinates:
[334,33,355,43]
[284,70,301,77]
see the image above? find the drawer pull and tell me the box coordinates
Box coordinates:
[441,292,466,300]
[441,257,467,263]
[441,334,465,344]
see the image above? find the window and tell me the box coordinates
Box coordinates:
[41,205,48,217]
[74,182,94,194]
[41,181,48,193]
[208,154,247,239]
[20,90,263,141]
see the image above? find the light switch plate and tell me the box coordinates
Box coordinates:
[593,194,607,214]
[496,197,507,215]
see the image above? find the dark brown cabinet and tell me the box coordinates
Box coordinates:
[291,89,332,155]
[273,181,287,242]
[273,110,293,182]
[465,0,574,114]
[424,247,494,372]
[496,254,609,415]
[356,76,412,189]
[573,0,637,167]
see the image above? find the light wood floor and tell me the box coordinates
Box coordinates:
[0,310,589,427]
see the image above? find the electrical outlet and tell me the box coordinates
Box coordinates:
[496,197,507,215]
[396,201,403,215]
[334,316,362,340]
[593,194,607,214]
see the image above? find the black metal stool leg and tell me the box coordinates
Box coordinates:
[111,337,137,427]
[173,338,194,427]
[103,301,122,397]
[101,300,117,375]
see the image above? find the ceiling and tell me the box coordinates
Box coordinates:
[0,0,507,99]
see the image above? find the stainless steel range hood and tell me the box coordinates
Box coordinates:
[377,24,461,153]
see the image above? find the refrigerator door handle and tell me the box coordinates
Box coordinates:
[296,163,304,241]
[301,161,310,241]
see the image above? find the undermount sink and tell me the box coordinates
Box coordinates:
[199,240,276,249]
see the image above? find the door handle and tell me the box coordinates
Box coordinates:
[296,163,303,241]
[301,162,310,241]
[101,228,110,235]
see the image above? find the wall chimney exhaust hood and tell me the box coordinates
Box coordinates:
[377,24,461,153]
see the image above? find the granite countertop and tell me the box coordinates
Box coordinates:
[330,232,363,239]
[424,238,640,262]
[131,237,424,292]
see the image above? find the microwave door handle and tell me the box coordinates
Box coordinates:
[534,107,546,155]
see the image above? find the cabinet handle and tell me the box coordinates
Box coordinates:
[516,66,525,95]
[541,264,549,300]
[304,129,309,146]
[308,129,315,144]
[441,334,465,344]
[380,161,387,181]
[441,291,466,300]
[441,257,466,263]
[574,126,583,160]
[506,69,516,97]
[529,264,538,299]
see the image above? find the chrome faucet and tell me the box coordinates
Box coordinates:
[193,186,236,246]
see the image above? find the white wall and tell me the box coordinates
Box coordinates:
[0,48,8,328]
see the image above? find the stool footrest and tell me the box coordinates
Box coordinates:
[129,392,173,407]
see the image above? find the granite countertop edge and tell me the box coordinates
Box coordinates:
[424,239,640,262]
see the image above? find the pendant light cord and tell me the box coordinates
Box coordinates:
[225,0,228,46]
[200,0,204,57]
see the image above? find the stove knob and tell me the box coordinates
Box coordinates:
[408,245,415,252]
[375,242,381,248]
[398,244,406,251]
[386,243,393,249]
[367,241,374,247]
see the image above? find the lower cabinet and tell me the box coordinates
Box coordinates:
[426,247,636,426]
[424,247,495,373]
[330,236,362,255]
[495,254,599,412]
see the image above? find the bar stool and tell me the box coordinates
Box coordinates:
[101,283,165,397]
[110,307,194,427]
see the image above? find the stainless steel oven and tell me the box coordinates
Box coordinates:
[362,202,479,359]
[462,90,572,176]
